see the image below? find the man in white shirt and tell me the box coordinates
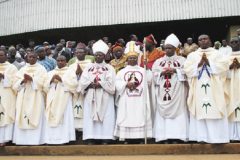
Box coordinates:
[219,39,232,57]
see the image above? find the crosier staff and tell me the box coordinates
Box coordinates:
[143,39,148,144]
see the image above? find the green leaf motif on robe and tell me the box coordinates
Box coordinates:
[202,103,211,114]
[235,105,240,118]
[24,115,30,125]
[0,112,4,121]
[201,83,210,94]
[74,105,82,114]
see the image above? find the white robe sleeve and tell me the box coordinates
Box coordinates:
[43,71,53,93]
[3,65,18,89]
[63,69,78,94]
[152,59,163,86]
[176,68,187,81]
[13,70,25,92]
[31,77,38,90]
[115,70,127,108]
[146,70,153,85]
[3,76,10,87]
[31,66,47,91]
[183,53,200,78]
[175,57,187,81]
[79,65,95,94]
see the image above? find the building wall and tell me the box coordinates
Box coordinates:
[229,25,240,39]
[0,0,240,36]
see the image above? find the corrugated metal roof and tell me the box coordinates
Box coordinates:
[0,0,239,36]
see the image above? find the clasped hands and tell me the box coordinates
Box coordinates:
[198,53,210,68]
[161,68,176,76]
[87,78,102,89]
[126,81,137,91]
[21,74,33,84]
[50,74,62,84]
[229,58,240,70]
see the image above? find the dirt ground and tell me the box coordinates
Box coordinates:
[0,155,239,160]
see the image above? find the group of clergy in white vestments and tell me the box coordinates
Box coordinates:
[0,33,240,146]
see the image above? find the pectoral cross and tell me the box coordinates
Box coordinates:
[165,61,172,89]
[202,103,211,114]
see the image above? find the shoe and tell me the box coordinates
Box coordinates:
[102,140,111,145]
[86,139,95,145]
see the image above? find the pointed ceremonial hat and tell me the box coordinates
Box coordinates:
[165,33,180,48]
[92,39,109,55]
[124,41,141,57]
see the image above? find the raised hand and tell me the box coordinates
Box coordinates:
[230,58,240,70]
[126,82,136,91]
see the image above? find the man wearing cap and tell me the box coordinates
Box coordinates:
[114,41,152,143]
[0,49,18,146]
[214,41,221,50]
[226,37,240,141]
[184,34,229,143]
[44,55,76,144]
[79,40,116,144]
[110,43,127,73]
[152,34,189,143]
[13,51,47,145]
[140,34,165,70]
